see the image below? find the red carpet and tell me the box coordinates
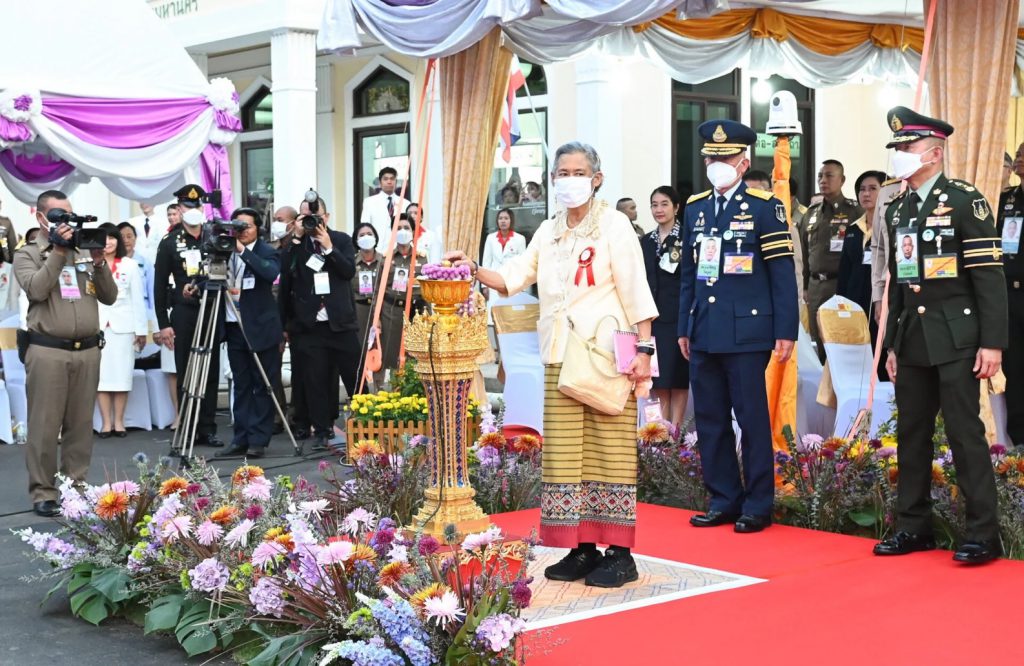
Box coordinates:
[491,503,1024,666]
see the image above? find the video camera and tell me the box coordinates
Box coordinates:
[45,209,107,250]
[202,218,249,256]
[302,188,324,231]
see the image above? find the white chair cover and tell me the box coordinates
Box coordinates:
[493,297,543,436]
[1,343,28,433]
[797,326,834,437]
[93,370,153,431]
[145,369,176,429]
[989,393,1012,447]
[0,379,14,443]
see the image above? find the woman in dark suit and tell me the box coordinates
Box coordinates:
[641,186,689,432]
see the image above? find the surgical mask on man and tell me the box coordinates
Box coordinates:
[395,229,414,245]
[706,161,739,190]
[357,235,377,250]
[891,148,936,180]
[182,208,205,227]
[270,221,288,241]
[553,176,593,208]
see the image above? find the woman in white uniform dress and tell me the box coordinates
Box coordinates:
[482,208,527,324]
[96,223,148,437]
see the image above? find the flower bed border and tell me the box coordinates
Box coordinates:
[345,418,481,462]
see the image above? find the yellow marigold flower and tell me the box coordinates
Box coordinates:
[421,408,429,414]
[931,461,946,486]
[274,533,295,552]
[232,465,265,485]
[351,439,384,461]
[96,490,130,519]
[881,435,898,448]
[373,412,383,418]
[159,477,189,496]
[348,543,378,569]
[637,422,669,444]
[410,582,450,615]
[359,407,369,415]
[264,527,284,540]
[210,505,239,525]
[378,561,414,588]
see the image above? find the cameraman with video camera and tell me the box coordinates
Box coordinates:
[13,190,117,517]
[153,185,225,448]
[279,192,358,451]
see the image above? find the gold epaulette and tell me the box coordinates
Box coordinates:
[948,179,978,193]
[745,187,773,200]
[687,189,712,204]
[882,178,902,187]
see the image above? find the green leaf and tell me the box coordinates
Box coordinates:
[144,594,184,634]
[181,627,218,657]
[90,567,133,603]
[77,595,112,626]
[68,587,100,616]
[848,511,878,528]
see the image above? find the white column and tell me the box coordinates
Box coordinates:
[315,61,336,225]
[574,55,624,203]
[271,29,317,217]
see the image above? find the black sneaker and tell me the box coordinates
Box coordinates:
[584,547,639,588]
[543,547,603,582]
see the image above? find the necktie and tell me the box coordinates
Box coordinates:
[144,217,151,237]
[908,192,921,223]
[387,196,395,219]
[715,195,728,225]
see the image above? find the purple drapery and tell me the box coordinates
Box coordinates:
[0,149,75,183]
[41,96,210,149]
[0,116,32,143]
[199,144,233,220]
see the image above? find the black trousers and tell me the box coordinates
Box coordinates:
[895,358,999,541]
[172,306,219,438]
[290,324,359,434]
[1005,288,1024,446]
[226,323,280,451]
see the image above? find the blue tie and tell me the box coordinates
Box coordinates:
[715,195,728,225]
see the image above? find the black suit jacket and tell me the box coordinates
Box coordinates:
[278,230,357,334]
[233,239,283,352]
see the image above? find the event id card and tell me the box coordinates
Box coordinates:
[358,270,375,294]
[59,267,81,300]
[313,271,331,295]
[924,255,958,279]
[306,254,325,272]
[696,236,721,281]
[829,222,847,253]
[1003,215,1022,255]
[183,249,201,277]
[658,251,679,274]
[723,253,753,275]
[895,227,920,283]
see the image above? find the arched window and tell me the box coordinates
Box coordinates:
[354,67,410,117]
[241,86,273,131]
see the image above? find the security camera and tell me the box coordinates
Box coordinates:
[766,90,802,136]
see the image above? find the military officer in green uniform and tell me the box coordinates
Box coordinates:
[998,141,1024,448]
[874,107,1007,565]
[798,160,862,361]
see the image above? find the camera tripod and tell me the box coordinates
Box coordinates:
[170,276,301,464]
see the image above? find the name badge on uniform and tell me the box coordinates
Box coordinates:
[1002,215,1022,254]
[697,235,721,281]
[923,255,957,279]
[723,253,753,275]
[830,222,847,253]
[895,226,920,283]
[658,251,678,274]
[392,271,409,292]
[306,254,325,272]
[313,271,331,295]
[358,270,375,294]
[242,276,255,290]
[862,249,872,265]
[183,249,202,277]
[59,266,81,300]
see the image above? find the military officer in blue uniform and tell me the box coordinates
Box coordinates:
[874,107,1007,564]
[677,120,799,533]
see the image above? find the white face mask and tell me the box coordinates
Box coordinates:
[182,208,205,227]
[395,229,413,245]
[270,221,288,241]
[706,161,739,190]
[553,176,594,209]
[891,148,935,180]
[357,234,377,250]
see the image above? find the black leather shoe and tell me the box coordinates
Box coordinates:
[96,430,112,439]
[292,427,310,441]
[953,539,1001,565]
[33,500,60,517]
[585,547,639,588]
[197,435,225,448]
[734,514,772,533]
[543,547,603,582]
[310,433,331,452]
[690,510,740,527]
[114,429,127,438]
[873,531,936,556]
[215,444,249,458]
[245,448,265,459]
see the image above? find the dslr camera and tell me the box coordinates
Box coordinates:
[46,209,107,250]
[301,188,324,231]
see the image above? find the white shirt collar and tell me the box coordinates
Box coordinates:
[715,180,743,204]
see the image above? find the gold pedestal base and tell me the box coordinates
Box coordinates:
[410,486,492,538]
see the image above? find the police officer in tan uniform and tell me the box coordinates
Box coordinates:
[0,197,18,263]
[13,190,117,517]
[798,160,862,361]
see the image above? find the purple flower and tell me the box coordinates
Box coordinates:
[249,577,284,617]
[510,577,533,608]
[196,520,224,546]
[231,91,240,104]
[194,497,211,511]
[245,505,264,520]
[990,443,1008,456]
[798,434,824,454]
[318,460,331,472]
[251,541,287,569]
[476,445,501,468]
[875,447,897,460]
[418,535,440,556]
[683,432,699,448]
[13,95,33,112]
[189,557,230,592]
[774,451,791,464]
[820,448,835,459]
[868,438,883,450]
[186,483,202,495]
[475,613,526,652]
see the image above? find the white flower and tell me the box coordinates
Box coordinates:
[60,494,90,520]
[387,543,409,564]
[341,508,375,535]
[798,434,824,454]
[224,519,256,548]
[299,499,329,518]
[316,540,354,566]
[242,476,273,502]
[423,591,465,627]
[461,526,502,552]
[18,528,49,551]
[161,515,193,542]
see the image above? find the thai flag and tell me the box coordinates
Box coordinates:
[499,56,526,163]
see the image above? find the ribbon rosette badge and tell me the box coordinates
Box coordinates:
[575,246,596,287]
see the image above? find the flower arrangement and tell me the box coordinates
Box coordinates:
[470,431,543,514]
[14,456,534,664]
[348,359,482,424]
[635,422,708,512]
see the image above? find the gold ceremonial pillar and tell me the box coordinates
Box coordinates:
[404,279,491,537]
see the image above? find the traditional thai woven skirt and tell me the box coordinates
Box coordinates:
[540,364,638,548]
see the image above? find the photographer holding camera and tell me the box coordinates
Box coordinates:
[212,208,282,458]
[153,185,225,448]
[13,190,117,517]
[279,193,357,451]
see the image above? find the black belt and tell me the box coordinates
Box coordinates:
[27,331,104,351]
[811,272,838,281]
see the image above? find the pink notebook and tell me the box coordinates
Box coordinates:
[613,330,660,377]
